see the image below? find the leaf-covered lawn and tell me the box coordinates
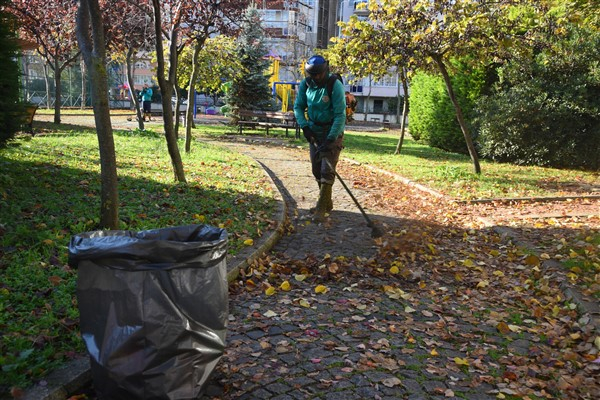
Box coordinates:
[0,129,277,393]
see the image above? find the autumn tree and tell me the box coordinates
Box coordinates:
[145,0,191,182]
[178,36,242,152]
[8,0,81,124]
[327,15,410,153]
[176,0,246,152]
[356,0,523,174]
[75,0,119,229]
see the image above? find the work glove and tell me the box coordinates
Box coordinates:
[302,126,315,142]
[316,139,334,154]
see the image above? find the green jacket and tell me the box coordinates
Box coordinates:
[293,74,346,142]
[141,88,152,102]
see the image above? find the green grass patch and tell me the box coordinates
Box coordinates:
[340,130,599,200]
[0,127,277,392]
[195,125,598,200]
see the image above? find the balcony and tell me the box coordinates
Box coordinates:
[353,0,369,15]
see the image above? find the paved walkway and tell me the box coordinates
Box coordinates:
[198,138,584,399]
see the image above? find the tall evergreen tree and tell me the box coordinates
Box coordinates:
[226,7,273,113]
[0,0,24,146]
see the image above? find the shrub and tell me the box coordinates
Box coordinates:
[409,59,484,154]
[475,26,600,170]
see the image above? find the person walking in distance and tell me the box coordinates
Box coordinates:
[140,83,153,122]
[293,55,346,222]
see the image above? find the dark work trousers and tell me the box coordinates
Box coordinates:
[309,134,344,185]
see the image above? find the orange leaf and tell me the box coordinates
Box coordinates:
[525,254,540,266]
[48,276,62,286]
[497,322,511,335]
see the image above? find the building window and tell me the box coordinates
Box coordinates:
[373,99,384,113]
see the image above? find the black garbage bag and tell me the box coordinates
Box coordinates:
[68,224,228,400]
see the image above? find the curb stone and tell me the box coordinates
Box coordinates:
[21,148,289,400]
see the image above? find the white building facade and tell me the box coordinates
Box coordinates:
[337,0,404,123]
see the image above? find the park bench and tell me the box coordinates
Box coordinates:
[22,104,38,135]
[237,109,299,138]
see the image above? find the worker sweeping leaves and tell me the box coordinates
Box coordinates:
[293,55,346,222]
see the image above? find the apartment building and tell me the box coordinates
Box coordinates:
[260,0,403,123]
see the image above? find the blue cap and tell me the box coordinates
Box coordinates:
[305,55,328,75]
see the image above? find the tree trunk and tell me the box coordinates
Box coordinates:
[395,69,409,155]
[152,0,186,182]
[432,55,481,174]
[23,55,30,101]
[174,83,181,138]
[76,0,119,229]
[185,41,202,153]
[395,70,401,124]
[53,59,61,124]
[80,56,87,109]
[44,63,51,109]
[126,48,144,130]
[364,76,372,122]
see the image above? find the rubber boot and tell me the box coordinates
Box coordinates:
[312,183,332,222]
[310,182,321,213]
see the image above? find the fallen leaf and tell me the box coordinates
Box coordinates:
[381,377,401,387]
[525,254,540,266]
[299,299,311,308]
[265,286,276,296]
[243,238,254,246]
[453,357,469,366]
[280,281,291,291]
[476,280,489,288]
[497,322,511,335]
[315,284,328,294]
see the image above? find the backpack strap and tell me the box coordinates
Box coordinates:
[326,74,341,99]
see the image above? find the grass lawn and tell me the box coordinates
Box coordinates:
[341,130,599,200]
[194,125,599,200]
[0,126,277,393]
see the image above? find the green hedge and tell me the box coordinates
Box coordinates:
[409,60,484,154]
